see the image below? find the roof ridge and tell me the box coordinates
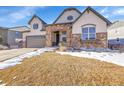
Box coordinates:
[73,6,111,25]
[28,15,47,24]
[9,26,30,29]
[53,7,81,24]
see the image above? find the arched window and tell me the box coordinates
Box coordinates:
[81,24,96,40]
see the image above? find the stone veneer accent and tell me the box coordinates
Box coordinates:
[46,23,107,49]
[46,23,72,47]
[72,32,107,49]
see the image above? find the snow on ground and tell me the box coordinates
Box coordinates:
[0,83,6,86]
[56,51,124,66]
[0,80,6,86]
[0,47,57,70]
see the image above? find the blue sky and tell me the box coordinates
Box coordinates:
[0,6,124,27]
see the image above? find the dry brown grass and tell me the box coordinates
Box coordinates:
[0,52,124,86]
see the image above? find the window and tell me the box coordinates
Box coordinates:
[33,24,38,29]
[62,37,66,42]
[82,25,96,40]
[67,16,73,20]
[16,32,19,35]
[15,32,21,37]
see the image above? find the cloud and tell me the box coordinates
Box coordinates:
[0,6,46,24]
[112,8,124,15]
[100,7,109,14]
[99,7,111,18]
[100,7,124,16]
[104,14,110,18]
[9,7,39,23]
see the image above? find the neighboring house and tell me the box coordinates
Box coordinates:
[0,15,47,48]
[108,21,124,49]
[46,7,111,49]
[23,15,47,48]
[0,26,30,48]
[8,26,30,48]
[0,27,8,45]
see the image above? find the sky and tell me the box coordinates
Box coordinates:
[0,6,124,28]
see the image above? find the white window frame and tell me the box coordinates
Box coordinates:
[81,25,96,40]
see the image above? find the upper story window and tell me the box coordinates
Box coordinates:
[33,23,38,29]
[81,25,96,40]
[67,16,73,21]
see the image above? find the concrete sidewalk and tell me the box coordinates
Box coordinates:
[0,48,38,62]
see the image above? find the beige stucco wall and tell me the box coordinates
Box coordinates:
[30,17,43,32]
[108,26,124,39]
[72,10,107,34]
[55,10,80,23]
[23,31,46,41]
[23,17,46,40]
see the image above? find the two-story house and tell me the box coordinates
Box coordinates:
[23,15,47,48]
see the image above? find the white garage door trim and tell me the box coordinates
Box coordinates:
[26,35,46,48]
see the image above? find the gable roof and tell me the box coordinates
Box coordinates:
[28,15,47,25]
[53,8,81,24]
[73,7,112,25]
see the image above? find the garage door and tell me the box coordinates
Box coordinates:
[26,35,45,48]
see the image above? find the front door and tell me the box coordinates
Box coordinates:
[55,31,59,46]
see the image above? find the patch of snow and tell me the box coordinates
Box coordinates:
[56,51,124,66]
[0,47,57,70]
[80,47,116,52]
[0,80,6,86]
[0,83,6,86]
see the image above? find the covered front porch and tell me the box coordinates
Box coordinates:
[46,23,72,48]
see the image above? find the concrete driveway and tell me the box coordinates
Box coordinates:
[0,48,38,62]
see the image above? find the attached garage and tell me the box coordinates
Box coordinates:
[26,35,45,48]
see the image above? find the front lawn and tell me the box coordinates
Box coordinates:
[0,52,124,86]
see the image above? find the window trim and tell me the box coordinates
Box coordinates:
[81,24,96,40]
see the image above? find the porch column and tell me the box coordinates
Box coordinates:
[66,26,72,48]
[46,27,52,47]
